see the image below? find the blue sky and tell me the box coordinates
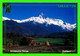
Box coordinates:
[3,3,77,24]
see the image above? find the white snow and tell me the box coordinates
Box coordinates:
[3,14,76,31]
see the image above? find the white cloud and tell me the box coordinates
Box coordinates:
[3,16,76,31]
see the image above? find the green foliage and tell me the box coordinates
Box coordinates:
[3,32,23,45]
[3,3,11,13]
[6,4,11,13]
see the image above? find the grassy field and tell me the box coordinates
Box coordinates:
[4,37,73,45]
[3,37,75,53]
[33,38,65,44]
[33,38,73,45]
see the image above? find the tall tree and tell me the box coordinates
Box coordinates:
[3,3,11,13]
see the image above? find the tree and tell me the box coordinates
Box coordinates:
[3,3,11,13]
[68,29,77,50]
[10,32,16,45]
[69,29,77,43]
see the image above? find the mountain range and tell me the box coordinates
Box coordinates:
[3,13,76,35]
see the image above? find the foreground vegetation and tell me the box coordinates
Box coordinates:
[3,29,77,53]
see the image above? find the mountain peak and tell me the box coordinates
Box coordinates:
[39,12,46,19]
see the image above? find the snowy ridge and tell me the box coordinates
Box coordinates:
[3,14,76,31]
[3,17,11,21]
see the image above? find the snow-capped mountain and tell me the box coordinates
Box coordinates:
[3,13,77,35]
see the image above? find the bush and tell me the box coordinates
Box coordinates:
[19,36,33,46]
